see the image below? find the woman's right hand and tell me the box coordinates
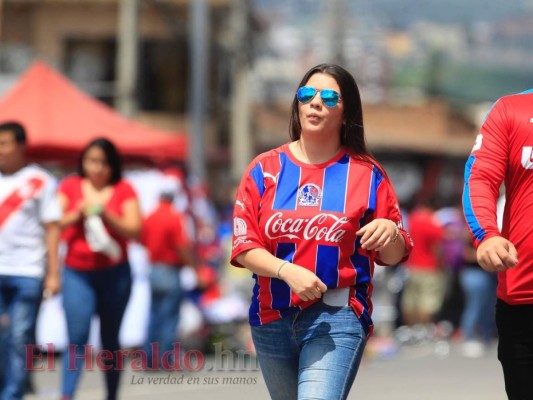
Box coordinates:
[477,236,518,272]
[278,263,328,302]
[58,194,85,228]
[81,201,104,217]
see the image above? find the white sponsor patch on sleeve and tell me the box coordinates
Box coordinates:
[472,133,483,152]
[521,146,533,169]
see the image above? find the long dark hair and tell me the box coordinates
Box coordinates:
[77,137,122,184]
[289,64,373,162]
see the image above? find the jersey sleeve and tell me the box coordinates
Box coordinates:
[39,174,61,224]
[230,160,267,268]
[117,180,138,202]
[463,99,509,248]
[373,168,413,265]
[57,175,79,211]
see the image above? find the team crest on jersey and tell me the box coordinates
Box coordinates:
[233,217,247,236]
[298,183,322,207]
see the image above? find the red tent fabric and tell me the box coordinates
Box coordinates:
[0,61,187,164]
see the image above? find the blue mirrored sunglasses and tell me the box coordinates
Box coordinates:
[296,86,341,108]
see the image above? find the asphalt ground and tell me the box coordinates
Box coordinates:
[25,339,505,400]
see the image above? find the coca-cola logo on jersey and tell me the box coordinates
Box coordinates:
[265,212,349,242]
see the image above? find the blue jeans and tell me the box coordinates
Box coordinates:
[144,264,182,368]
[459,267,497,342]
[251,301,366,400]
[62,262,131,400]
[0,275,43,400]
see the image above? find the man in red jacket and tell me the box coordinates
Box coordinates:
[463,89,533,399]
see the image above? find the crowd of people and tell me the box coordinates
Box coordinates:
[390,199,498,358]
[1,64,532,400]
[0,123,233,400]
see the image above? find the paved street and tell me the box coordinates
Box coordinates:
[26,339,505,400]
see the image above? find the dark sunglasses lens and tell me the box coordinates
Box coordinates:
[297,86,317,104]
[320,90,339,107]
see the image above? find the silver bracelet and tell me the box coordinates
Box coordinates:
[276,260,289,279]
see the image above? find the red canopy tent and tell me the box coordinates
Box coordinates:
[0,61,187,164]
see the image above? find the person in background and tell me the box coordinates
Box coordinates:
[434,203,467,338]
[57,137,142,400]
[463,89,533,399]
[400,198,445,341]
[141,181,194,368]
[230,64,412,400]
[0,121,61,400]
[459,237,497,358]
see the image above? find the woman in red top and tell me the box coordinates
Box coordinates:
[57,138,142,400]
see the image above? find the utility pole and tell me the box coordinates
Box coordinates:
[229,0,253,182]
[188,0,209,181]
[329,0,345,65]
[115,0,140,117]
[0,0,4,42]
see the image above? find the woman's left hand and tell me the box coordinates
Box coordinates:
[43,271,61,298]
[356,218,398,252]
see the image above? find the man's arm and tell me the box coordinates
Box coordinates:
[463,98,517,272]
[43,221,61,297]
[176,243,194,267]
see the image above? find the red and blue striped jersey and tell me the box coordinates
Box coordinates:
[230,143,412,335]
[463,89,533,305]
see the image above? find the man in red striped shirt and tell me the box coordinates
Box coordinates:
[0,121,61,399]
